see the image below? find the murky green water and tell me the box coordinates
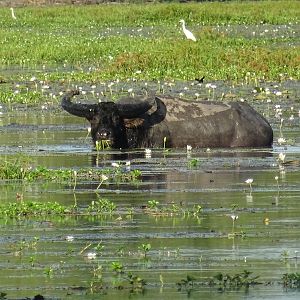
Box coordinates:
[0,92,299,300]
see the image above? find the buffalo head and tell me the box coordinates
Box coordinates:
[61,90,156,149]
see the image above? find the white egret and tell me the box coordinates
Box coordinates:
[179,19,196,42]
[10,7,17,20]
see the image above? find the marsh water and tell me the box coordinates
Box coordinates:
[0,82,299,300]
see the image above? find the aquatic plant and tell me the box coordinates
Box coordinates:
[210,270,260,291]
[138,243,151,258]
[10,237,39,256]
[111,261,124,274]
[86,199,116,215]
[275,175,280,190]
[126,273,146,293]
[0,201,68,218]
[147,200,159,210]
[186,145,192,152]
[228,214,239,238]
[245,178,253,192]
[94,241,105,254]
[92,264,103,279]
[176,275,196,292]
[73,170,77,191]
[145,149,152,158]
[87,252,97,260]
[96,174,109,190]
[282,273,300,289]
[44,266,54,277]
[0,157,141,186]
[188,158,200,168]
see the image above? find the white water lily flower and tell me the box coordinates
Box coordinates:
[145,148,152,158]
[101,174,109,181]
[87,252,97,260]
[278,152,286,162]
[277,137,286,145]
[186,145,192,151]
[230,215,238,221]
[245,178,253,184]
[66,235,74,242]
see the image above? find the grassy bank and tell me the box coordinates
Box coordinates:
[0,1,299,81]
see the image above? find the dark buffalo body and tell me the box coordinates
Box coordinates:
[61,90,273,149]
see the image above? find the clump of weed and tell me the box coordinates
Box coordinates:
[110,260,146,293]
[177,275,196,292]
[209,270,260,291]
[138,243,151,258]
[86,198,116,215]
[0,201,68,218]
[0,155,32,180]
[0,156,141,186]
[144,200,202,218]
[188,158,200,168]
[282,273,300,289]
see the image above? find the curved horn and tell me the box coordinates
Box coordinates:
[61,90,98,119]
[116,95,156,118]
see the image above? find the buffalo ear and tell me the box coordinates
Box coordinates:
[124,118,145,129]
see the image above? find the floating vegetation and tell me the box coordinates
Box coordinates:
[0,156,141,185]
[0,198,117,218]
[86,198,116,215]
[209,270,261,292]
[0,201,69,218]
[282,273,300,289]
[188,158,200,168]
[176,275,196,292]
[144,200,202,218]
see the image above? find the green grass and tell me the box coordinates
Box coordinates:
[0,1,299,86]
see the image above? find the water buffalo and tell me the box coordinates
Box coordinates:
[61,90,273,149]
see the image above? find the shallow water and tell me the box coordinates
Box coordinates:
[0,95,299,300]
